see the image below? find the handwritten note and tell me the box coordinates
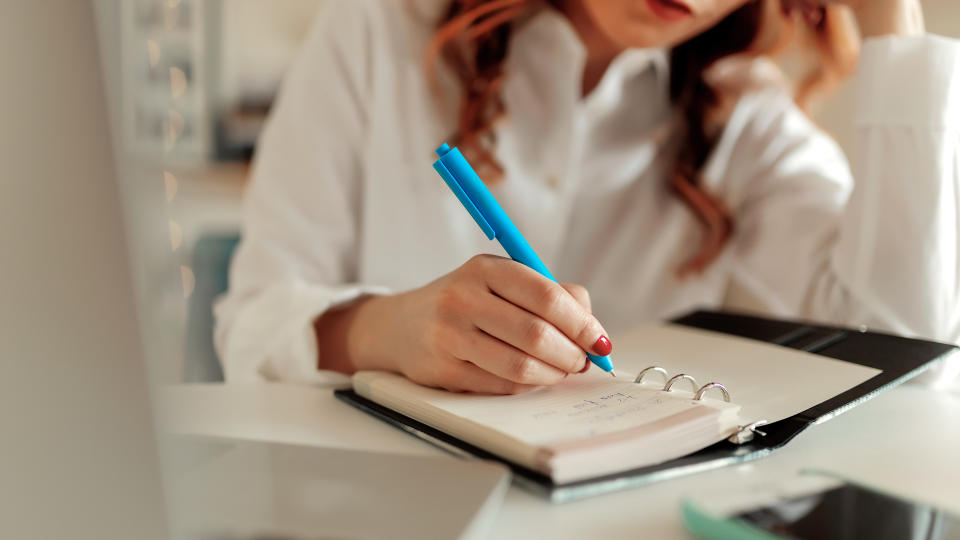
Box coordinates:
[351,324,882,482]
[361,373,736,446]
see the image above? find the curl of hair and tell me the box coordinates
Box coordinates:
[425,0,858,274]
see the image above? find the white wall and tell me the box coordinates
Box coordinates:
[219,0,324,107]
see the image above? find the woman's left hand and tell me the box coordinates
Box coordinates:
[783,0,925,38]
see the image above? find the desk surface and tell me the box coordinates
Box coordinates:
[159,383,960,539]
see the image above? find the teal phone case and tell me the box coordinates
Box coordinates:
[681,499,786,540]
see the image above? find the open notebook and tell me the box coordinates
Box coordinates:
[350,324,881,485]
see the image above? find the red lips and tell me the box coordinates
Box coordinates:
[645,0,694,22]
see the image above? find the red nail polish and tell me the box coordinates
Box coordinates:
[592,335,612,356]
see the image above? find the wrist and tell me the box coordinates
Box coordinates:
[313,294,396,374]
[345,293,400,372]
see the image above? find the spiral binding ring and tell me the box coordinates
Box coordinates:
[633,366,743,442]
[694,382,730,402]
[634,366,669,385]
[664,374,699,393]
[634,366,733,403]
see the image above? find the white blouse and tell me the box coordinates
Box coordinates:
[215,0,960,384]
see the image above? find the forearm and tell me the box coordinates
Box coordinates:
[851,0,924,38]
[821,35,960,340]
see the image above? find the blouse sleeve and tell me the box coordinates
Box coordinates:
[214,0,387,384]
[720,35,960,384]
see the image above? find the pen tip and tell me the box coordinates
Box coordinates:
[610,370,617,378]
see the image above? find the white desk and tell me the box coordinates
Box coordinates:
[159,383,960,539]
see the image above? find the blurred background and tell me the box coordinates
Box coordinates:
[93,0,328,385]
[90,0,960,386]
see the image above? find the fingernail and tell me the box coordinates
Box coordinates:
[592,335,612,356]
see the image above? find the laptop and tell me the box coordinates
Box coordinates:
[168,437,510,540]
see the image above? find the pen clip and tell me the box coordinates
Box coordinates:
[433,148,496,240]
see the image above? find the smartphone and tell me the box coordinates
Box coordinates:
[683,473,960,540]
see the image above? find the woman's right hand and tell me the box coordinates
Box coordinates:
[782,0,924,38]
[341,254,613,394]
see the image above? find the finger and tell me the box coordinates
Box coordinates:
[471,293,586,373]
[561,283,592,313]
[561,284,597,375]
[805,6,825,27]
[456,328,570,385]
[481,258,612,358]
[445,359,538,395]
[781,0,826,17]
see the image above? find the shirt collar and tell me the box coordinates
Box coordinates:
[512,7,668,103]
[499,7,671,172]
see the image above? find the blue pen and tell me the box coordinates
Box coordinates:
[432,143,616,376]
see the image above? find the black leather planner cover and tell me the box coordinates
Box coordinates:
[334,310,957,502]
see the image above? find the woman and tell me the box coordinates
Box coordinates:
[215,0,959,391]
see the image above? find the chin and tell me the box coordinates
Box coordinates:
[612,26,686,50]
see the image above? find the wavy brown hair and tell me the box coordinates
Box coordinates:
[425,0,858,274]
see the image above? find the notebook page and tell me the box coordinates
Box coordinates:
[610,324,882,424]
[354,372,739,448]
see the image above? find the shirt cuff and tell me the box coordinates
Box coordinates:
[855,34,960,128]
[215,283,390,385]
